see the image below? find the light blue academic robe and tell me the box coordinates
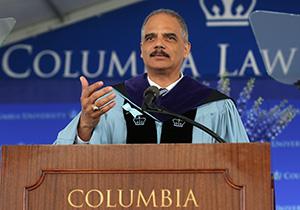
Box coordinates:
[54,89,249,144]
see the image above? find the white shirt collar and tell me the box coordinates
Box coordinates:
[147,73,184,92]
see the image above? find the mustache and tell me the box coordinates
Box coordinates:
[150,50,170,58]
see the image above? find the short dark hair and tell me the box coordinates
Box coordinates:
[141,9,189,42]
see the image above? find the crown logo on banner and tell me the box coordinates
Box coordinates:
[199,0,257,27]
[172,118,186,128]
[133,115,147,126]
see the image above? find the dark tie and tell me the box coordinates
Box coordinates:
[159,88,168,97]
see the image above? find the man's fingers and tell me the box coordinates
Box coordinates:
[79,76,116,120]
[92,100,116,116]
[80,76,89,97]
[80,76,104,98]
[100,101,116,114]
[90,86,114,104]
[94,92,116,108]
[80,76,88,87]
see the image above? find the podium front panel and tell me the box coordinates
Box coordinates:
[0,144,271,210]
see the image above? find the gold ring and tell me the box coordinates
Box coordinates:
[92,105,101,111]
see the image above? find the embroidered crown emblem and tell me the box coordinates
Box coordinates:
[172,118,186,128]
[199,0,257,27]
[133,115,146,126]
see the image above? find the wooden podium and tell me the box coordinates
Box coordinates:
[0,143,273,210]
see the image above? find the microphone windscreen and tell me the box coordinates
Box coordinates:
[144,86,160,97]
[142,86,160,110]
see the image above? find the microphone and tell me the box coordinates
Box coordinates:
[142,86,160,110]
[141,87,226,143]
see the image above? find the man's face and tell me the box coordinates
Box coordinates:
[140,13,191,74]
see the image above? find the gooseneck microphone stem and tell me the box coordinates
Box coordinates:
[144,106,226,143]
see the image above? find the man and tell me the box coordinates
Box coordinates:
[54,9,249,144]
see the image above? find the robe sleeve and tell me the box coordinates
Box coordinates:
[53,90,127,145]
[53,112,111,145]
[192,99,249,143]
